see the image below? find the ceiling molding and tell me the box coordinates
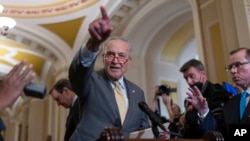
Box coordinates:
[1,0,98,18]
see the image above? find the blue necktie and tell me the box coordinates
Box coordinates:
[0,118,5,131]
[0,118,5,141]
[240,91,248,120]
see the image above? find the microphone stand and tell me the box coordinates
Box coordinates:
[151,119,160,138]
[157,97,161,116]
[151,99,162,139]
[150,115,184,139]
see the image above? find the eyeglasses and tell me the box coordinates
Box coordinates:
[225,61,250,72]
[104,52,131,64]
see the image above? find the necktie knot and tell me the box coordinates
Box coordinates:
[114,81,120,88]
[242,91,248,98]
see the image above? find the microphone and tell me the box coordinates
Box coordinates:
[138,101,184,138]
[138,101,166,132]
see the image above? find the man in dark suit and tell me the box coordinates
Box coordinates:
[179,59,229,138]
[49,79,81,141]
[68,6,149,141]
[222,47,250,140]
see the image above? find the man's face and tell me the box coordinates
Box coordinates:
[103,39,131,81]
[228,50,250,90]
[182,66,205,86]
[50,89,71,108]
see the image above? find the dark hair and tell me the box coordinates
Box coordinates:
[230,47,250,61]
[172,103,181,114]
[49,78,73,94]
[179,59,204,73]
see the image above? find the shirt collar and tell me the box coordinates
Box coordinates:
[71,95,78,108]
[245,87,250,95]
[111,77,125,89]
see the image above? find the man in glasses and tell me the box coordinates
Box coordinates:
[68,6,149,141]
[222,47,250,140]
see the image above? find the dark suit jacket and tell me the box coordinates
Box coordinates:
[64,98,80,141]
[222,94,250,140]
[68,50,149,141]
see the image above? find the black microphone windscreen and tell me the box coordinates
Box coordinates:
[138,101,166,132]
[138,101,183,138]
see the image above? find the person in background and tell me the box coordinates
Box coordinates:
[151,85,181,123]
[49,78,80,141]
[222,47,250,139]
[180,59,229,138]
[151,85,182,139]
[193,47,250,140]
[184,98,193,112]
[68,6,149,141]
[46,135,52,141]
[0,60,35,112]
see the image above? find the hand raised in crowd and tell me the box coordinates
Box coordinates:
[186,86,209,115]
[87,6,113,51]
[153,86,160,99]
[0,60,36,111]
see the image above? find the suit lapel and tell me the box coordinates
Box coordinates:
[242,100,250,123]
[66,99,78,128]
[97,69,121,122]
[66,107,73,128]
[123,79,137,125]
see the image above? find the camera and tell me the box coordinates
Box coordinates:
[157,85,177,96]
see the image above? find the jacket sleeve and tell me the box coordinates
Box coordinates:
[68,48,96,99]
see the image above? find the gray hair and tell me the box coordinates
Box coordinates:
[102,36,132,54]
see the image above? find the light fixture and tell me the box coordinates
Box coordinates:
[0,4,16,36]
[0,17,16,36]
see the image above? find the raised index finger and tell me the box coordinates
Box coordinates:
[100,6,110,20]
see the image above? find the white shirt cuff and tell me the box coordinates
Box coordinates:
[197,109,209,120]
[80,44,99,67]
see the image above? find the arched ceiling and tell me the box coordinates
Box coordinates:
[0,0,194,84]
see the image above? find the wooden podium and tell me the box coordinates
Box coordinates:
[96,128,224,141]
[125,139,207,141]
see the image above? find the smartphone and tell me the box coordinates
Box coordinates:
[23,83,47,99]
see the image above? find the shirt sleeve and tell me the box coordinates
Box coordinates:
[197,109,210,121]
[80,44,100,67]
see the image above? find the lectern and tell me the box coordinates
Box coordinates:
[96,127,224,141]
